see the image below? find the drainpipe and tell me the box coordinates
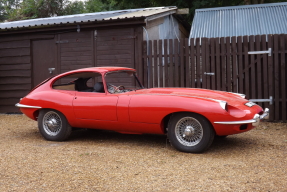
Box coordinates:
[143,26,150,88]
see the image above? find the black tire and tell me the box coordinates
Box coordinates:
[167,113,215,153]
[38,109,72,141]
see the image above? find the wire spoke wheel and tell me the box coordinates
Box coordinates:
[43,111,62,136]
[168,113,214,153]
[38,109,71,141]
[175,117,203,146]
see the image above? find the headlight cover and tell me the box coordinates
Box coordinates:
[245,101,257,107]
[229,92,246,99]
[212,99,228,111]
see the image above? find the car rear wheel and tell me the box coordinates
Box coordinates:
[38,109,72,141]
[168,113,215,153]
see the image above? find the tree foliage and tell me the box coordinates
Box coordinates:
[3,0,71,21]
[64,1,85,15]
[1,0,287,23]
[0,0,21,21]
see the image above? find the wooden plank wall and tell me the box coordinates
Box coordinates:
[142,35,287,121]
[0,27,139,113]
[60,31,94,73]
[96,28,135,68]
[0,39,31,113]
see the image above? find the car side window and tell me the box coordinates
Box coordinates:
[53,77,76,91]
[105,71,141,94]
[52,72,104,93]
[87,76,105,93]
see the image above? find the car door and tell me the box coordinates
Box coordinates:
[72,92,118,121]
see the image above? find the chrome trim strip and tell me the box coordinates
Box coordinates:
[214,108,269,126]
[15,103,42,109]
[252,114,260,126]
[214,119,256,125]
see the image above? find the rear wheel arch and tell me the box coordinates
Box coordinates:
[38,108,72,141]
[33,109,40,120]
[37,108,69,121]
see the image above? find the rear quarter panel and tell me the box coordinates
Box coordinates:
[20,90,76,125]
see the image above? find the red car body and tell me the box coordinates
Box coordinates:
[16,67,269,153]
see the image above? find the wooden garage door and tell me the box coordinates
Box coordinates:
[59,31,94,73]
[96,28,135,68]
[32,39,56,87]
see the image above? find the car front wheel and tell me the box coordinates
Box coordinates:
[168,113,214,153]
[38,109,72,141]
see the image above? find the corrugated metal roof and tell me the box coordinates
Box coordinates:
[0,6,177,30]
[105,8,176,20]
[189,2,287,39]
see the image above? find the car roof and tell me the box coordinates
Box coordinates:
[69,67,136,73]
[49,67,137,82]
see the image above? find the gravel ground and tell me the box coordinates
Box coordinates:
[0,114,287,192]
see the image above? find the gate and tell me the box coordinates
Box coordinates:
[142,34,287,121]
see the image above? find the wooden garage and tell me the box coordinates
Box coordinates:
[0,7,190,113]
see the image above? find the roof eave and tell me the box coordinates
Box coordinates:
[0,16,146,35]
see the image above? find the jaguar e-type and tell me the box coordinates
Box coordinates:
[16,67,269,153]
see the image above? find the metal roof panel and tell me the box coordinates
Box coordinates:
[104,7,176,20]
[189,2,287,39]
[0,7,177,30]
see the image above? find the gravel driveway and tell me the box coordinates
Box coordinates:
[0,114,286,191]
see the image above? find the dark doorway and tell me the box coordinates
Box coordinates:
[32,39,56,87]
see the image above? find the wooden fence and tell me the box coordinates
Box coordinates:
[142,34,287,122]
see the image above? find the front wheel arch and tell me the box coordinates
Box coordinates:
[162,112,215,133]
[167,112,215,153]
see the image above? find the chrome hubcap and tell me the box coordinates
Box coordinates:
[175,117,203,146]
[43,111,62,136]
[183,125,194,137]
[46,119,58,129]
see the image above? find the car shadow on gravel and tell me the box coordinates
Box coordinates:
[70,129,169,148]
[68,129,256,153]
[209,136,257,153]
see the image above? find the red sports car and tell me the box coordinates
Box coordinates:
[16,67,269,153]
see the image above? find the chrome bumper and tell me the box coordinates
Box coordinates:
[259,108,269,120]
[15,103,42,109]
[214,108,269,127]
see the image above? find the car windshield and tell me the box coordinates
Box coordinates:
[105,71,143,94]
